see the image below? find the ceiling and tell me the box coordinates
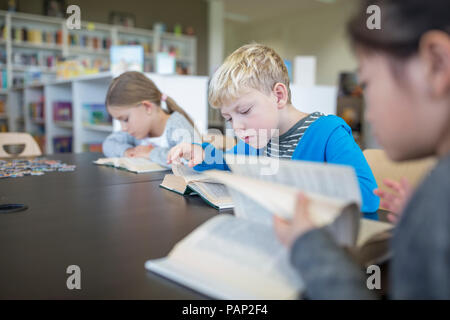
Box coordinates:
[224,0,340,22]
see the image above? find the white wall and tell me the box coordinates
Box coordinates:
[225,0,359,86]
[290,85,337,115]
[146,74,209,133]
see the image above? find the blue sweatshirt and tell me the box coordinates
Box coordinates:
[194,115,380,215]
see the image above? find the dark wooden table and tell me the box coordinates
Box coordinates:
[0,153,225,299]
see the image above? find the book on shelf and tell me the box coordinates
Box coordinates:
[82,103,111,125]
[146,155,393,299]
[110,45,144,77]
[83,143,102,153]
[160,164,234,210]
[94,157,168,173]
[53,136,72,153]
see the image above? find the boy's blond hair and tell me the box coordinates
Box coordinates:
[208,43,292,108]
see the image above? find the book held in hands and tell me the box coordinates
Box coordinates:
[146,156,393,299]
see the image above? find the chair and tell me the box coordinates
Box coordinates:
[0,132,42,158]
[363,149,436,210]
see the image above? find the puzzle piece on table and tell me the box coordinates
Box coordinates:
[0,158,76,179]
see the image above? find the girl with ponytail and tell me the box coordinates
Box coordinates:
[102,71,200,167]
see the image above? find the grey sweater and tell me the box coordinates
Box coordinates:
[102,112,200,167]
[291,152,450,299]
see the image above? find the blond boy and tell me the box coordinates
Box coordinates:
[168,44,379,214]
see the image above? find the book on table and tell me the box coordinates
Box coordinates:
[93,157,168,173]
[160,164,234,210]
[146,155,393,299]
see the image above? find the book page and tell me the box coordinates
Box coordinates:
[226,155,362,204]
[204,170,352,227]
[146,215,303,299]
[227,187,273,225]
[94,157,167,173]
[160,174,190,195]
[172,164,216,183]
[94,157,120,166]
[223,155,361,225]
[120,158,167,172]
[358,219,393,247]
[189,182,234,209]
[191,182,231,200]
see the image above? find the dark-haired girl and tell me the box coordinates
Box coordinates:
[274,0,450,299]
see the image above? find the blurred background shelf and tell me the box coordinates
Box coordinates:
[82,123,113,132]
[0,8,202,153]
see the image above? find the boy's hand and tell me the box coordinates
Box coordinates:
[167,142,204,167]
[373,177,412,224]
[124,145,154,158]
[273,193,316,247]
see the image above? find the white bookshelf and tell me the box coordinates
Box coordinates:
[5,11,63,89]
[72,74,113,153]
[44,81,73,154]
[159,32,197,75]
[22,85,45,151]
[116,26,155,73]
[0,91,8,132]
[3,72,209,154]
[5,88,24,132]
[0,9,201,152]
[0,9,198,91]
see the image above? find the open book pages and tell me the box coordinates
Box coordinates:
[148,156,393,299]
[357,218,393,247]
[187,182,234,210]
[204,157,393,248]
[225,155,362,204]
[146,215,304,299]
[204,170,356,227]
[208,155,362,226]
[171,164,217,183]
[145,213,393,300]
[160,164,234,210]
[355,219,393,266]
[94,157,168,173]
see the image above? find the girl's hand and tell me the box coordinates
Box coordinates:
[274,193,316,247]
[373,177,412,224]
[124,145,154,158]
[167,142,204,167]
[124,147,136,158]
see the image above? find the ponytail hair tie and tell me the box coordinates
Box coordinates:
[160,93,168,111]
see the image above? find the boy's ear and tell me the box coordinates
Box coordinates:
[272,83,289,108]
[141,100,154,114]
[419,30,450,98]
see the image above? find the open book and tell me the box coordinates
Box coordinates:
[146,156,393,299]
[93,157,168,173]
[159,164,234,210]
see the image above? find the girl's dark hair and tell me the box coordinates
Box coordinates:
[105,71,196,128]
[348,0,450,58]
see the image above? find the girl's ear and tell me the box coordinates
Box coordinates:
[419,30,450,98]
[141,100,154,115]
[272,83,289,109]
